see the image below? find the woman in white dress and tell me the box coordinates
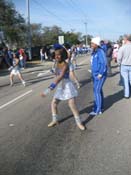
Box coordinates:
[42,48,85,130]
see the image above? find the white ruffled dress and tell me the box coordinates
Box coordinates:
[11,59,21,75]
[54,66,78,100]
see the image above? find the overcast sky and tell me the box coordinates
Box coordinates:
[11,0,131,41]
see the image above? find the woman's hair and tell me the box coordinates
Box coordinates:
[63,42,71,49]
[55,48,68,61]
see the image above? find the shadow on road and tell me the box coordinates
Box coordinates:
[50,89,123,128]
[80,89,123,125]
[58,105,93,126]
[83,90,123,125]
[104,89,123,111]
[29,76,53,84]
[0,61,52,76]
[107,71,119,78]
[79,78,92,88]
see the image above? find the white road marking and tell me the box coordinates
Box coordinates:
[79,58,90,65]
[9,123,15,127]
[37,70,50,77]
[0,90,33,110]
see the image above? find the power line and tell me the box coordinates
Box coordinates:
[32,0,76,31]
[32,0,64,23]
[66,0,88,35]
[29,0,89,35]
[69,0,87,20]
[50,0,86,26]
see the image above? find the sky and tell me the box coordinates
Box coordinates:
[10,0,131,41]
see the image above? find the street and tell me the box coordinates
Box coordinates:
[0,56,131,175]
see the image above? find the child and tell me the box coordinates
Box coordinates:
[41,48,85,130]
[9,52,26,86]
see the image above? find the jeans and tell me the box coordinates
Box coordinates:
[40,55,45,62]
[121,65,131,97]
[4,57,11,67]
[20,59,24,68]
[107,56,112,75]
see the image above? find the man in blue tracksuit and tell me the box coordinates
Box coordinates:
[89,37,107,116]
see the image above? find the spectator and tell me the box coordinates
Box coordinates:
[7,48,13,66]
[3,47,13,70]
[19,48,26,69]
[89,37,107,116]
[0,47,3,65]
[106,42,113,76]
[117,34,131,98]
[63,43,81,89]
[40,47,48,62]
[70,46,77,68]
[112,43,119,63]
[100,40,107,53]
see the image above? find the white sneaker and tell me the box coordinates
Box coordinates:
[22,81,26,87]
[10,82,14,86]
[89,111,102,116]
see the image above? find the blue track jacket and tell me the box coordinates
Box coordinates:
[91,48,107,76]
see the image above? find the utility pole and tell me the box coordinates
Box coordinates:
[26,0,32,60]
[84,22,88,47]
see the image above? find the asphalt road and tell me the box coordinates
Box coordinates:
[0,56,131,175]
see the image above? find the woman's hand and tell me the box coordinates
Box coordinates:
[97,74,102,79]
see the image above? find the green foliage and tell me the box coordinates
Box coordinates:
[64,31,81,45]
[0,0,26,47]
[31,23,43,47]
[0,1,92,47]
[41,25,63,45]
[3,0,126,48]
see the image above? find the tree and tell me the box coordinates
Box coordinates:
[0,0,26,47]
[64,31,81,45]
[82,34,93,46]
[31,23,43,47]
[41,25,63,45]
